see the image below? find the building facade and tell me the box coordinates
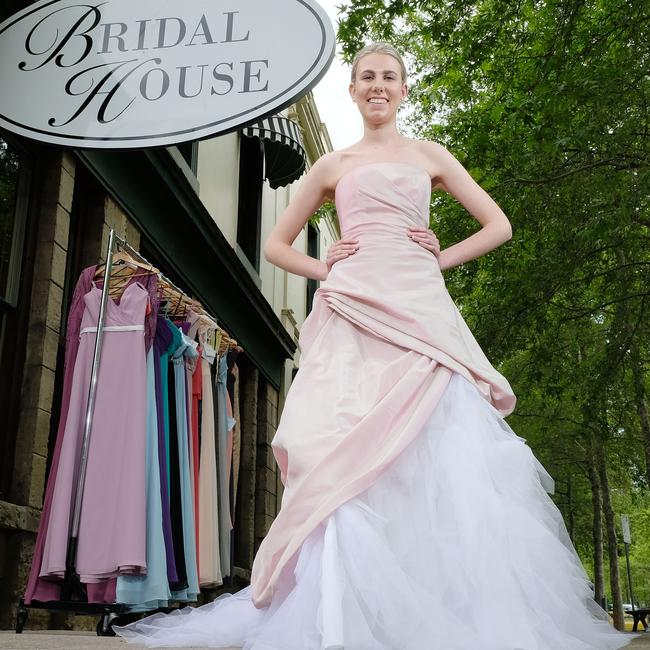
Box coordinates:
[0,79,337,628]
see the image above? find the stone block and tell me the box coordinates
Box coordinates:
[0,500,41,533]
[28,279,50,327]
[45,282,63,332]
[30,280,63,333]
[104,200,122,232]
[21,365,55,415]
[37,368,55,413]
[104,196,140,249]
[17,407,52,460]
[61,150,76,178]
[19,365,43,412]
[27,453,47,509]
[255,463,277,494]
[37,200,71,250]
[264,398,276,427]
[58,166,75,212]
[24,323,59,372]
[124,219,141,250]
[254,509,275,537]
[54,204,71,251]
[266,422,277,445]
[41,325,60,373]
[276,470,284,503]
[257,489,276,516]
[32,240,67,289]
[256,442,276,472]
[33,242,53,283]
[0,529,55,629]
[51,242,67,289]
[38,162,63,217]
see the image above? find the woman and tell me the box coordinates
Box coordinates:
[116,42,632,650]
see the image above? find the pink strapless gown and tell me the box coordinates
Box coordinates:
[115,163,631,649]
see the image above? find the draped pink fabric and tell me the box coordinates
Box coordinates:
[250,162,516,607]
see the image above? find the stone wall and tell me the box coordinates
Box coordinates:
[0,155,284,629]
[0,150,75,629]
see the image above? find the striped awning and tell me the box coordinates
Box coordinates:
[241,115,307,189]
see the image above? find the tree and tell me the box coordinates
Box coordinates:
[336,0,649,613]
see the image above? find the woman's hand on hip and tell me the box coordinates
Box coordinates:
[325,237,360,273]
[408,226,440,258]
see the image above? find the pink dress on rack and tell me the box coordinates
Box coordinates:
[40,281,148,585]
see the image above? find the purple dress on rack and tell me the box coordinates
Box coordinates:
[39,281,148,586]
[25,268,159,604]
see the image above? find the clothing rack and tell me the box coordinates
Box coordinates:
[16,229,236,636]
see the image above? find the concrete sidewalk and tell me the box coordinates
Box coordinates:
[1,630,649,649]
[0,631,236,649]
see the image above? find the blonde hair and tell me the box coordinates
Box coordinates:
[350,42,408,84]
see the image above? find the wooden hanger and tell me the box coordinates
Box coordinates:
[95,249,159,278]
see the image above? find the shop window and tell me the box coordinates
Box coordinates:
[236,135,264,274]
[0,140,24,306]
[306,223,320,315]
[0,134,34,500]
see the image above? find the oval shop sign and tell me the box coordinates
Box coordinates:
[0,0,335,148]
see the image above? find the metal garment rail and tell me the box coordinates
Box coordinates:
[16,229,130,635]
[16,228,223,635]
[110,232,220,328]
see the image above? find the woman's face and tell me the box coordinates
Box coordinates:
[349,53,407,123]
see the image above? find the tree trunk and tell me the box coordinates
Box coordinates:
[566,474,575,543]
[630,347,650,488]
[595,441,624,630]
[587,435,605,608]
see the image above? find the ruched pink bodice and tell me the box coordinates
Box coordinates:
[249,162,516,607]
[321,161,514,413]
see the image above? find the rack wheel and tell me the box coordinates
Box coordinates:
[96,613,117,637]
[15,601,28,634]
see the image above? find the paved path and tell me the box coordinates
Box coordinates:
[0,631,236,649]
[1,630,650,649]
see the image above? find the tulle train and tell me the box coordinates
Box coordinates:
[114,373,630,650]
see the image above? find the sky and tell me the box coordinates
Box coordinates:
[310,0,364,150]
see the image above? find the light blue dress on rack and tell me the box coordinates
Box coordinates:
[116,348,172,610]
[171,327,200,602]
[216,351,236,579]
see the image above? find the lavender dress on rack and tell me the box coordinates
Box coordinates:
[171,326,200,602]
[215,352,235,579]
[40,281,148,584]
[25,268,159,604]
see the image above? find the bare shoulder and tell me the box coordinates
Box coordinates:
[411,138,455,163]
[402,137,453,189]
[296,152,340,202]
[314,150,355,201]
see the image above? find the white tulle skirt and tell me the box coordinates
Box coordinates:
[114,372,631,650]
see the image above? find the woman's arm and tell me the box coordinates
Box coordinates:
[425,141,512,272]
[263,156,333,281]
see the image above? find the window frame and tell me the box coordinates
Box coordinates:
[0,129,38,502]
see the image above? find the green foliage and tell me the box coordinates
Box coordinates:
[337,0,649,603]
[310,200,338,228]
[0,138,21,243]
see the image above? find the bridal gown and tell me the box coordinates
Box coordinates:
[115,162,631,649]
